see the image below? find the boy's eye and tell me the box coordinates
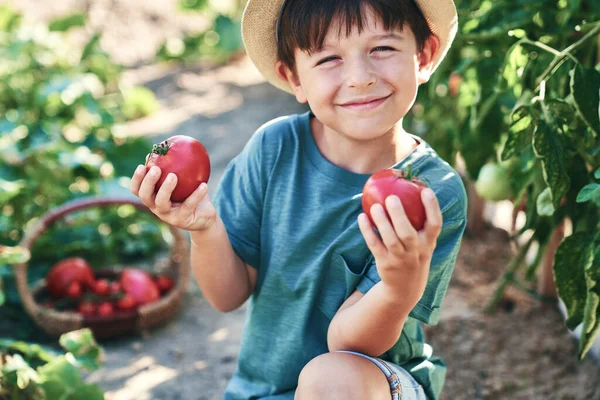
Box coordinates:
[316,56,339,66]
[372,46,395,52]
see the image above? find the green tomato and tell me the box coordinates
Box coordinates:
[475,162,513,201]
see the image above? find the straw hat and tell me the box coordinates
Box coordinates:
[241,0,458,94]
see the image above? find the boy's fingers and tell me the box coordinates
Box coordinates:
[130,165,146,196]
[385,195,418,251]
[421,189,443,241]
[154,173,177,214]
[138,166,161,208]
[358,213,386,259]
[371,203,405,254]
[181,182,209,212]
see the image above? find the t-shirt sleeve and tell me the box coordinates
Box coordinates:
[212,130,267,269]
[356,199,467,326]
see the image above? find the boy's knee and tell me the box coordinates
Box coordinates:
[296,353,375,400]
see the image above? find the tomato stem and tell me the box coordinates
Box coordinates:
[151,140,171,156]
[406,164,413,181]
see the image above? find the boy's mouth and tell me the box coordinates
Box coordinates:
[339,94,392,111]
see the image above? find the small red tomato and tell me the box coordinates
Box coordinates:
[145,135,211,202]
[97,302,114,316]
[155,275,175,294]
[66,281,82,299]
[93,279,110,296]
[78,301,96,316]
[362,167,428,231]
[109,281,121,294]
[117,294,137,310]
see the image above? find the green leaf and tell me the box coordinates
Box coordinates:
[48,13,86,32]
[577,183,600,203]
[536,187,555,216]
[38,356,80,386]
[554,233,594,329]
[80,33,101,62]
[59,329,103,371]
[179,0,210,11]
[533,120,570,210]
[501,106,535,160]
[0,5,21,32]
[570,64,600,135]
[580,248,600,359]
[121,86,160,120]
[0,177,25,205]
[213,15,243,53]
[595,168,600,180]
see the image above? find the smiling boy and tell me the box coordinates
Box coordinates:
[130,0,466,399]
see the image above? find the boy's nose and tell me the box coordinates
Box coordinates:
[345,60,376,89]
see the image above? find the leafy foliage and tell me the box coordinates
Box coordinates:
[406,0,600,359]
[156,0,244,63]
[0,329,104,399]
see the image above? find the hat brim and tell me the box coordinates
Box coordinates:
[242,0,458,94]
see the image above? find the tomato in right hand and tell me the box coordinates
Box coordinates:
[145,135,211,202]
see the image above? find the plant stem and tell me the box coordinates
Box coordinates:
[485,231,536,313]
[535,24,600,91]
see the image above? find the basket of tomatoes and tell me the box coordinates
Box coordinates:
[11,197,190,340]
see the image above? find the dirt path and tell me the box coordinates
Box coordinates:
[8,1,600,398]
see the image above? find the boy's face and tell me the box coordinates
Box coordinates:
[277,7,439,142]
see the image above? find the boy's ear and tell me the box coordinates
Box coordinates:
[417,35,441,85]
[275,60,308,103]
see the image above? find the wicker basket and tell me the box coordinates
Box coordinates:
[12,197,190,340]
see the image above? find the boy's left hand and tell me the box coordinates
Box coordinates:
[358,188,443,295]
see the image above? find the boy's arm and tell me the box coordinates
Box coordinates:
[328,189,442,356]
[327,275,425,356]
[190,217,258,313]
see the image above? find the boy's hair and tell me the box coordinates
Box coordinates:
[277,0,433,72]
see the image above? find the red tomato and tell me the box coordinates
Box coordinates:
[97,302,114,316]
[109,281,121,294]
[145,135,211,202]
[78,301,96,316]
[120,268,160,306]
[117,294,137,311]
[362,167,428,231]
[93,279,110,296]
[46,257,95,298]
[66,281,83,299]
[154,275,175,294]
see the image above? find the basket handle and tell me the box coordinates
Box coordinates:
[12,197,188,324]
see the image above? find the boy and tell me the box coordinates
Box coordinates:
[130,0,466,399]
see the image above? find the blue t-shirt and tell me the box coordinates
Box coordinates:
[213,112,467,400]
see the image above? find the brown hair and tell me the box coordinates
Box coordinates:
[277,0,433,72]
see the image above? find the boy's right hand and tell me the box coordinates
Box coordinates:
[130,165,216,232]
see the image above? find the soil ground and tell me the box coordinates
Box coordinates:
[7,1,600,399]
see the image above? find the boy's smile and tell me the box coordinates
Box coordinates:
[276,6,439,174]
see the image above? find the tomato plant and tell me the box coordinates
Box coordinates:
[404,0,600,359]
[145,135,211,202]
[362,166,428,231]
